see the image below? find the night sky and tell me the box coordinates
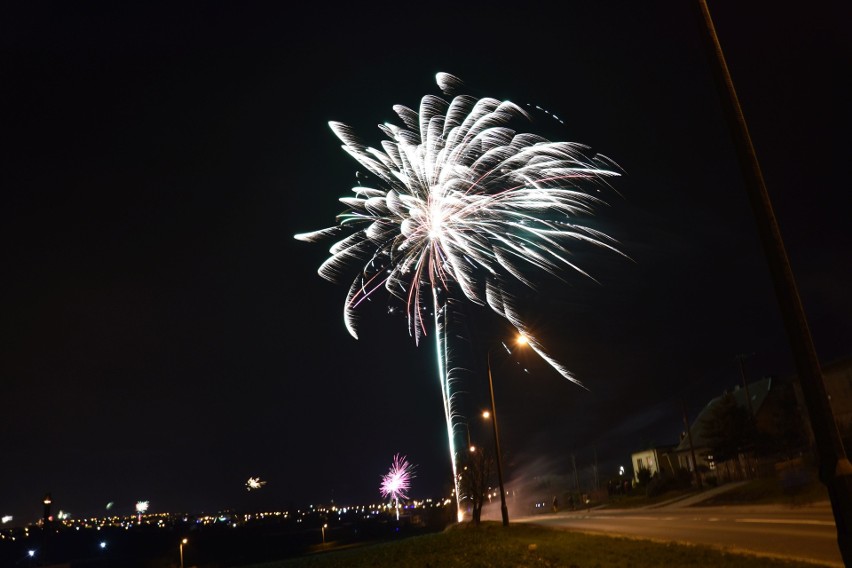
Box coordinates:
[3,2,850,525]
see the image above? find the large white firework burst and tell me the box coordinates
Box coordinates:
[295,72,624,517]
[296,72,623,379]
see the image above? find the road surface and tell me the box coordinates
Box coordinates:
[511,494,842,567]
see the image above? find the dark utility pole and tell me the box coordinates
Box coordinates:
[696,2,852,564]
[593,446,600,491]
[681,399,703,490]
[735,353,756,418]
[486,350,510,526]
[571,453,580,494]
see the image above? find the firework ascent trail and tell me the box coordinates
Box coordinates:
[295,72,624,520]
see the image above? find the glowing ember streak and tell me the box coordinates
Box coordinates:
[296,72,624,518]
[246,476,267,491]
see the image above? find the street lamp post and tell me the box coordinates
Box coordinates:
[697,3,852,563]
[486,348,510,527]
[179,538,187,568]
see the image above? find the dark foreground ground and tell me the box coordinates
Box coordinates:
[3,476,832,568]
[0,507,453,568]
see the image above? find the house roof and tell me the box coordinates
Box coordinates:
[674,376,773,452]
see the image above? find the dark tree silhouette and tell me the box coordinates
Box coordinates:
[702,391,756,479]
[458,447,496,525]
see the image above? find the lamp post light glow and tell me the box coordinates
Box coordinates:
[321,523,328,544]
[179,538,187,568]
[484,333,529,527]
[485,359,508,528]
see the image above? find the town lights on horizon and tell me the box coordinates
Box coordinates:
[296,72,624,518]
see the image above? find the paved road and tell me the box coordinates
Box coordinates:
[506,487,843,567]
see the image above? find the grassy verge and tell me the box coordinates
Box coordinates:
[238,522,820,568]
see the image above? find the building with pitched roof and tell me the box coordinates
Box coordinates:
[673,376,800,481]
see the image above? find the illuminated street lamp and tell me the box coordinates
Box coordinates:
[321,523,328,544]
[486,333,527,527]
[43,493,52,525]
[465,423,476,453]
[179,538,188,568]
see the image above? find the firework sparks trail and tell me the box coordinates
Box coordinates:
[380,454,416,520]
[295,72,624,519]
[246,476,267,491]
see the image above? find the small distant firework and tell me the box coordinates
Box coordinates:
[136,501,148,521]
[1,515,12,524]
[105,502,114,510]
[246,476,267,491]
[380,454,415,505]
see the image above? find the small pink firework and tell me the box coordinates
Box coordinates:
[380,454,415,503]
